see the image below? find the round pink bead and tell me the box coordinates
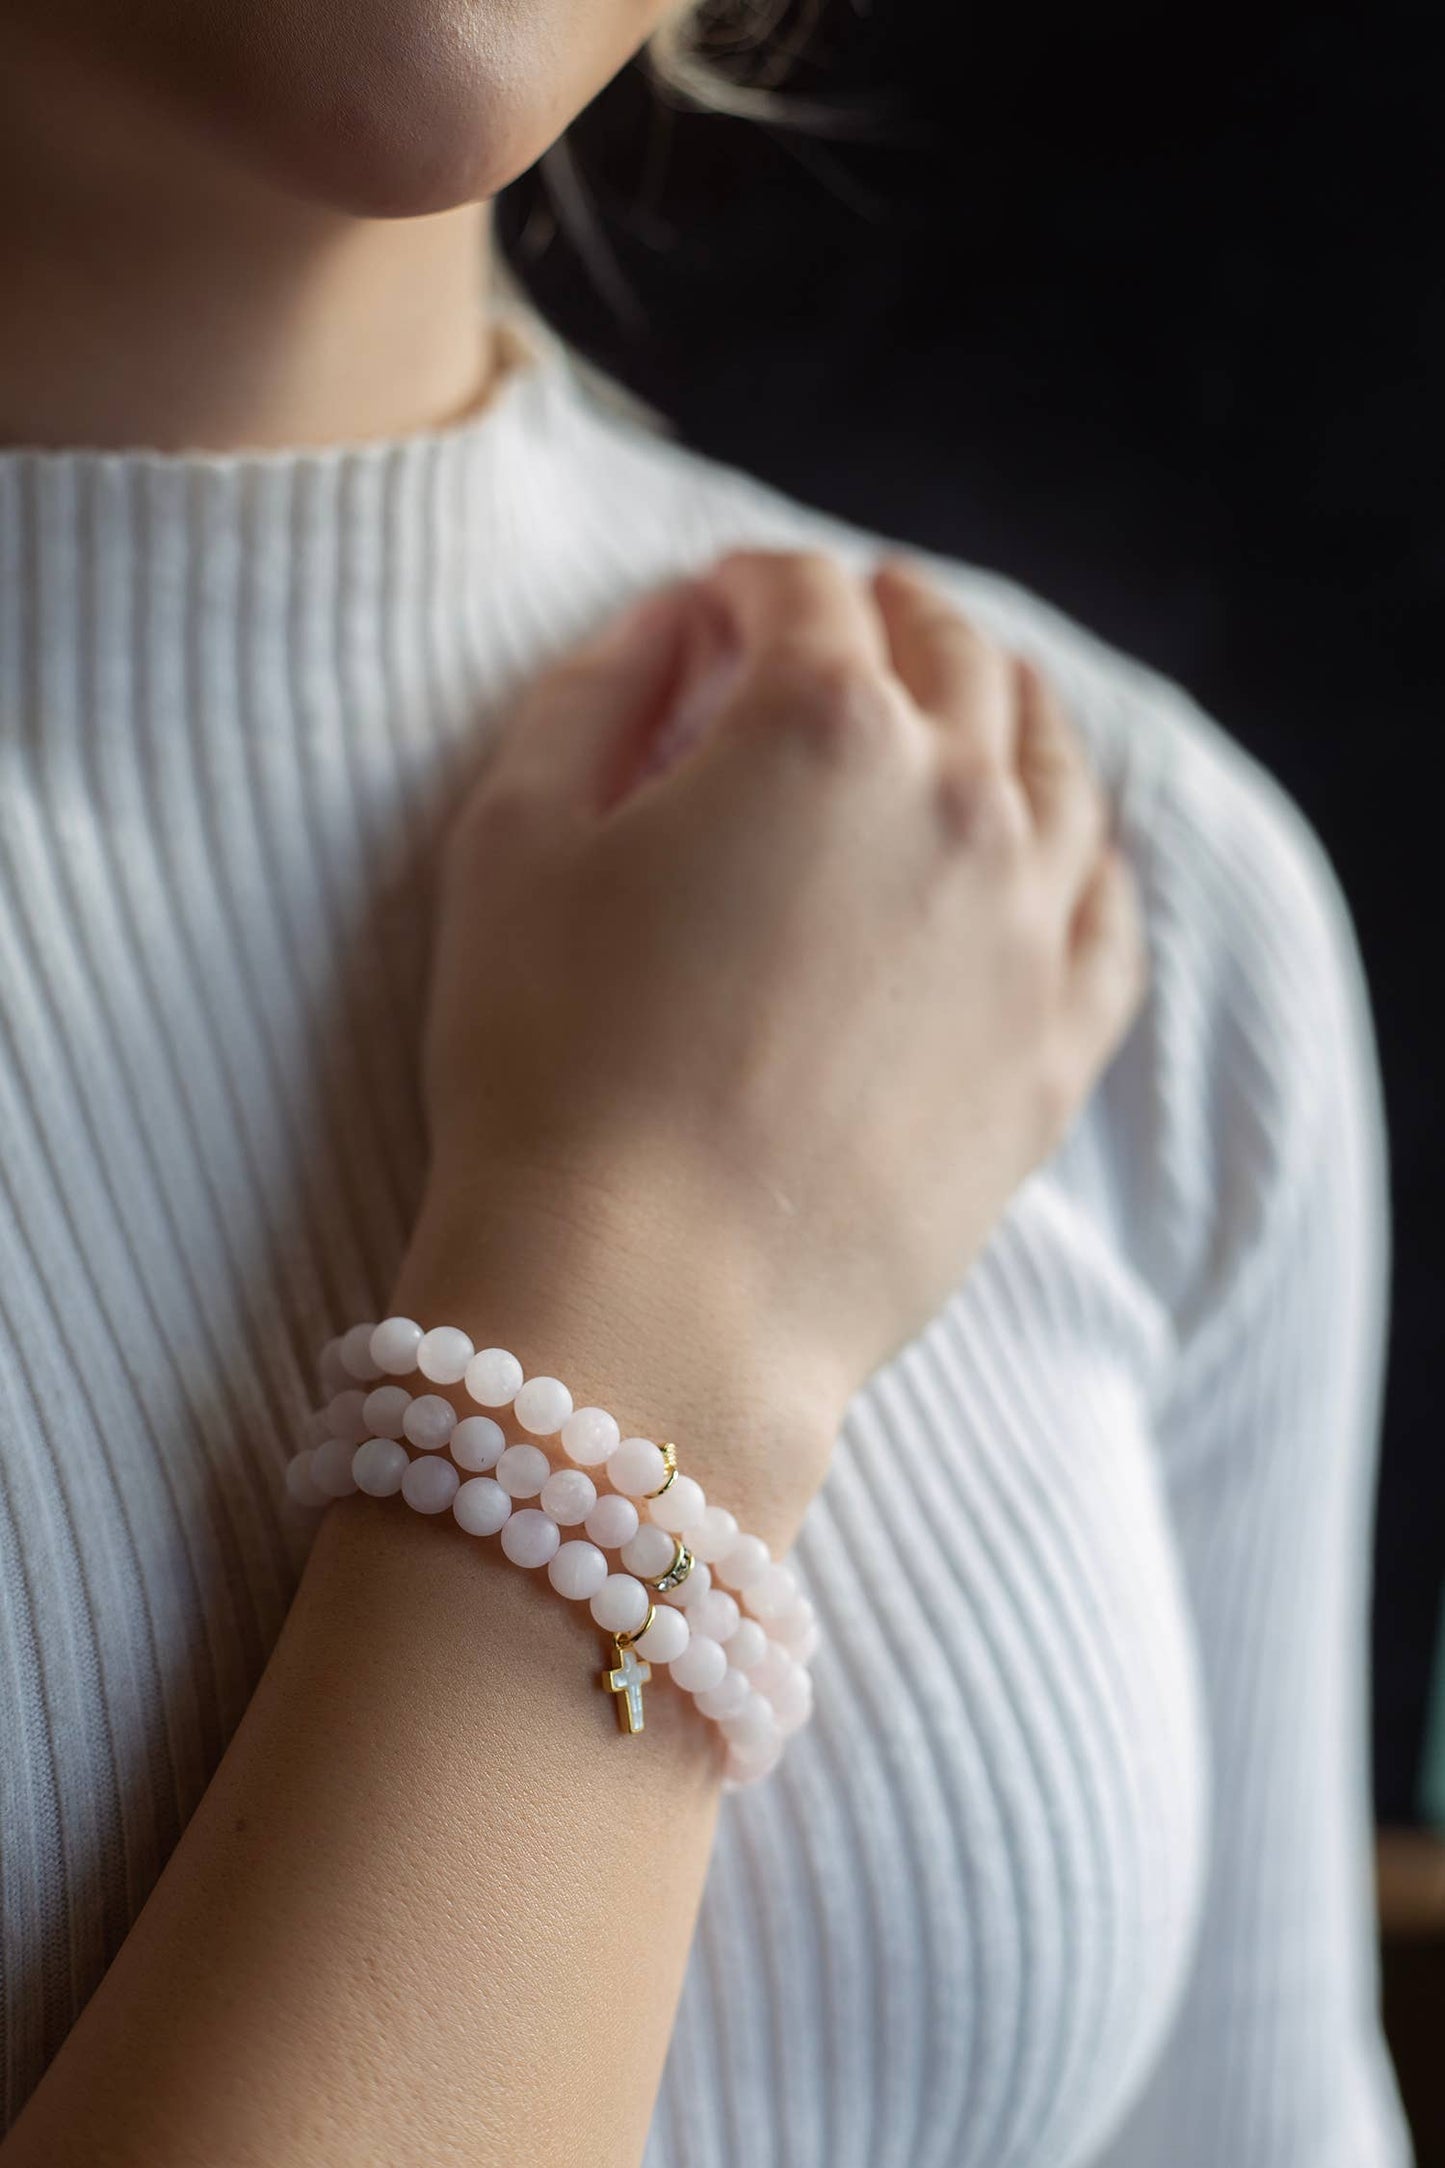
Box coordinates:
[339,1323,383,1382]
[688,1589,740,1644]
[620,1523,679,1580]
[497,1443,551,1499]
[284,1450,327,1509]
[693,1670,754,1721]
[589,1575,650,1635]
[584,1494,639,1550]
[514,1375,573,1436]
[722,1697,781,1756]
[402,1455,459,1514]
[369,1315,423,1375]
[650,1474,707,1537]
[715,1533,771,1590]
[453,1477,513,1537]
[793,1618,822,1665]
[668,1560,713,1610]
[360,1384,411,1440]
[744,1562,803,1620]
[417,1325,474,1385]
[465,1347,524,1407]
[689,1506,739,1564]
[669,1634,728,1694]
[540,1468,597,1525]
[352,1437,408,1497]
[318,1338,351,1397]
[403,1393,457,1452]
[725,1738,783,1786]
[325,1389,370,1444]
[634,1605,691,1664]
[548,1540,609,1600]
[312,1436,360,1498]
[747,1643,794,1699]
[769,1661,814,1732]
[771,1599,817,1655]
[560,1406,620,1467]
[451,1415,506,1472]
[727,1618,769,1670]
[608,1437,667,1497]
[500,1508,561,1568]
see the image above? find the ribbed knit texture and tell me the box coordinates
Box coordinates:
[0,337,1409,2164]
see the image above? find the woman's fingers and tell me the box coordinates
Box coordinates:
[1015,658,1107,892]
[708,549,891,675]
[486,581,708,812]
[871,559,1016,769]
[870,561,1110,928]
[1067,847,1148,1059]
[653,551,922,797]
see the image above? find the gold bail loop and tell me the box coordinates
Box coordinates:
[615,1602,657,1649]
[645,1441,679,1499]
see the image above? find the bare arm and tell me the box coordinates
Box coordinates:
[0,1283,814,2168]
[1,554,1141,2168]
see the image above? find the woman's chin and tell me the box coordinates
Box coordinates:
[147,0,654,218]
[215,15,562,217]
[259,76,536,221]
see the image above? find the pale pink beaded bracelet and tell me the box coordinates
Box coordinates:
[290,1318,818,1785]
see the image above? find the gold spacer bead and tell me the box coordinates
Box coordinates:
[644,1441,679,1499]
[647,1540,695,1594]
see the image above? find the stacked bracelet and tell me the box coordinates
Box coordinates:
[287,1319,818,1786]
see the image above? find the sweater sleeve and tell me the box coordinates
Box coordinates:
[1094,726,1409,2164]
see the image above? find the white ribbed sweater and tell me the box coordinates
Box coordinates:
[0,341,1410,2165]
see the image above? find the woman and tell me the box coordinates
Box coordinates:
[0,2,1407,2163]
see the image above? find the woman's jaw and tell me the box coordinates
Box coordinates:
[3,0,672,216]
[0,0,668,451]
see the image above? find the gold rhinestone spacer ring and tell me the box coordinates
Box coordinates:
[647,1540,694,1594]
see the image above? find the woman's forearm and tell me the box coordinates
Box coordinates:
[1,1228,830,2168]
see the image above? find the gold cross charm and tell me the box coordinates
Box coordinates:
[603,1636,652,1734]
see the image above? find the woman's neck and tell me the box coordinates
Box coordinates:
[0,32,498,455]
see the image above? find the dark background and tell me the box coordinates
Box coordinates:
[500,0,1442,1823]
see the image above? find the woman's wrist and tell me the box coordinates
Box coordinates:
[390,1158,845,1555]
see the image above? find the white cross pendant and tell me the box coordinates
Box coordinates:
[603,1637,652,1734]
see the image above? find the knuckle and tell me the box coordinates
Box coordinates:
[934,763,1031,855]
[926,612,999,700]
[758,649,898,761]
[713,545,842,609]
[932,609,989,665]
[1027,709,1076,780]
[791,546,846,587]
[1021,665,1077,745]
[881,560,989,645]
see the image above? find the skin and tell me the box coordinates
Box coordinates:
[0,8,1147,2162]
[0,0,672,447]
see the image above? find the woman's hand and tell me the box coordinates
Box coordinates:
[403,551,1143,1538]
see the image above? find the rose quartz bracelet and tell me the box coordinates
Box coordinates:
[290,1319,818,1785]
